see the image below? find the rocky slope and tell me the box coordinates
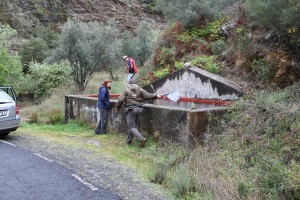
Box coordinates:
[0,0,164,35]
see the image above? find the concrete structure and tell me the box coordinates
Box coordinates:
[143,66,243,100]
[65,66,243,146]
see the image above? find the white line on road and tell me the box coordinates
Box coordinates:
[72,174,98,191]
[0,140,16,146]
[34,153,53,162]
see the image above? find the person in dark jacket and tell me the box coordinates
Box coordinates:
[116,79,160,147]
[95,79,112,135]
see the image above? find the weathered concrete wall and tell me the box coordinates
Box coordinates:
[65,67,242,146]
[143,66,243,100]
[64,95,224,146]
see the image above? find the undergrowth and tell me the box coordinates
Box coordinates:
[201,83,300,199]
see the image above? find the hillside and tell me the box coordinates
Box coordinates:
[1,0,299,89]
[0,0,164,35]
[1,1,300,199]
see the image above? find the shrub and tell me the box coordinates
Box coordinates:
[0,47,23,91]
[22,61,71,99]
[246,0,300,50]
[251,59,275,82]
[159,47,175,67]
[47,110,64,125]
[170,163,194,197]
[28,112,39,124]
[155,0,237,28]
[19,37,50,66]
[175,61,184,70]
[152,158,170,184]
[191,55,219,73]
[154,67,169,78]
[33,27,59,49]
[0,23,17,47]
[210,39,226,55]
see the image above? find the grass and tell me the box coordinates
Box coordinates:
[17,120,159,180]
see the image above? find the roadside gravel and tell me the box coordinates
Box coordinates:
[10,133,173,200]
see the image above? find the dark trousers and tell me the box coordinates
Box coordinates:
[95,108,108,134]
[126,107,144,143]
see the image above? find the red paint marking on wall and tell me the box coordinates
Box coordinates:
[88,94,120,99]
[88,94,231,106]
[160,96,232,106]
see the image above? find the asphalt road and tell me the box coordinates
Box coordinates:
[0,139,121,200]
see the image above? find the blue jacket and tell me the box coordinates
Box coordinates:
[97,86,110,109]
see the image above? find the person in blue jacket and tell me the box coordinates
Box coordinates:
[95,79,112,135]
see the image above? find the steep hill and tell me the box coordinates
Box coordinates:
[0,0,164,35]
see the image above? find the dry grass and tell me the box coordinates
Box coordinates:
[20,84,74,123]
[189,147,260,200]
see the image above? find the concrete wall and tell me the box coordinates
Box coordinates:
[64,67,242,146]
[143,66,243,100]
[65,95,227,146]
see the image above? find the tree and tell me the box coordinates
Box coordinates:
[0,47,23,91]
[0,23,17,48]
[46,19,121,92]
[120,30,138,62]
[19,37,50,67]
[135,20,159,66]
[0,23,23,91]
[120,20,159,67]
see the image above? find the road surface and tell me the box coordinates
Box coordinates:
[0,139,121,200]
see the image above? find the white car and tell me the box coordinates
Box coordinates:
[0,88,20,138]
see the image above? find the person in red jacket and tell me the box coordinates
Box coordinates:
[123,55,138,81]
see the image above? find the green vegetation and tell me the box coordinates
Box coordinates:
[19,37,50,66]
[0,47,23,90]
[19,61,71,99]
[0,23,17,47]
[153,67,169,78]
[46,19,121,92]
[2,0,300,199]
[155,0,234,28]
[246,0,300,50]
[200,85,300,199]
[191,55,219,73]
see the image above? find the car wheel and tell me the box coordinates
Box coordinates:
[0,132,10,138]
